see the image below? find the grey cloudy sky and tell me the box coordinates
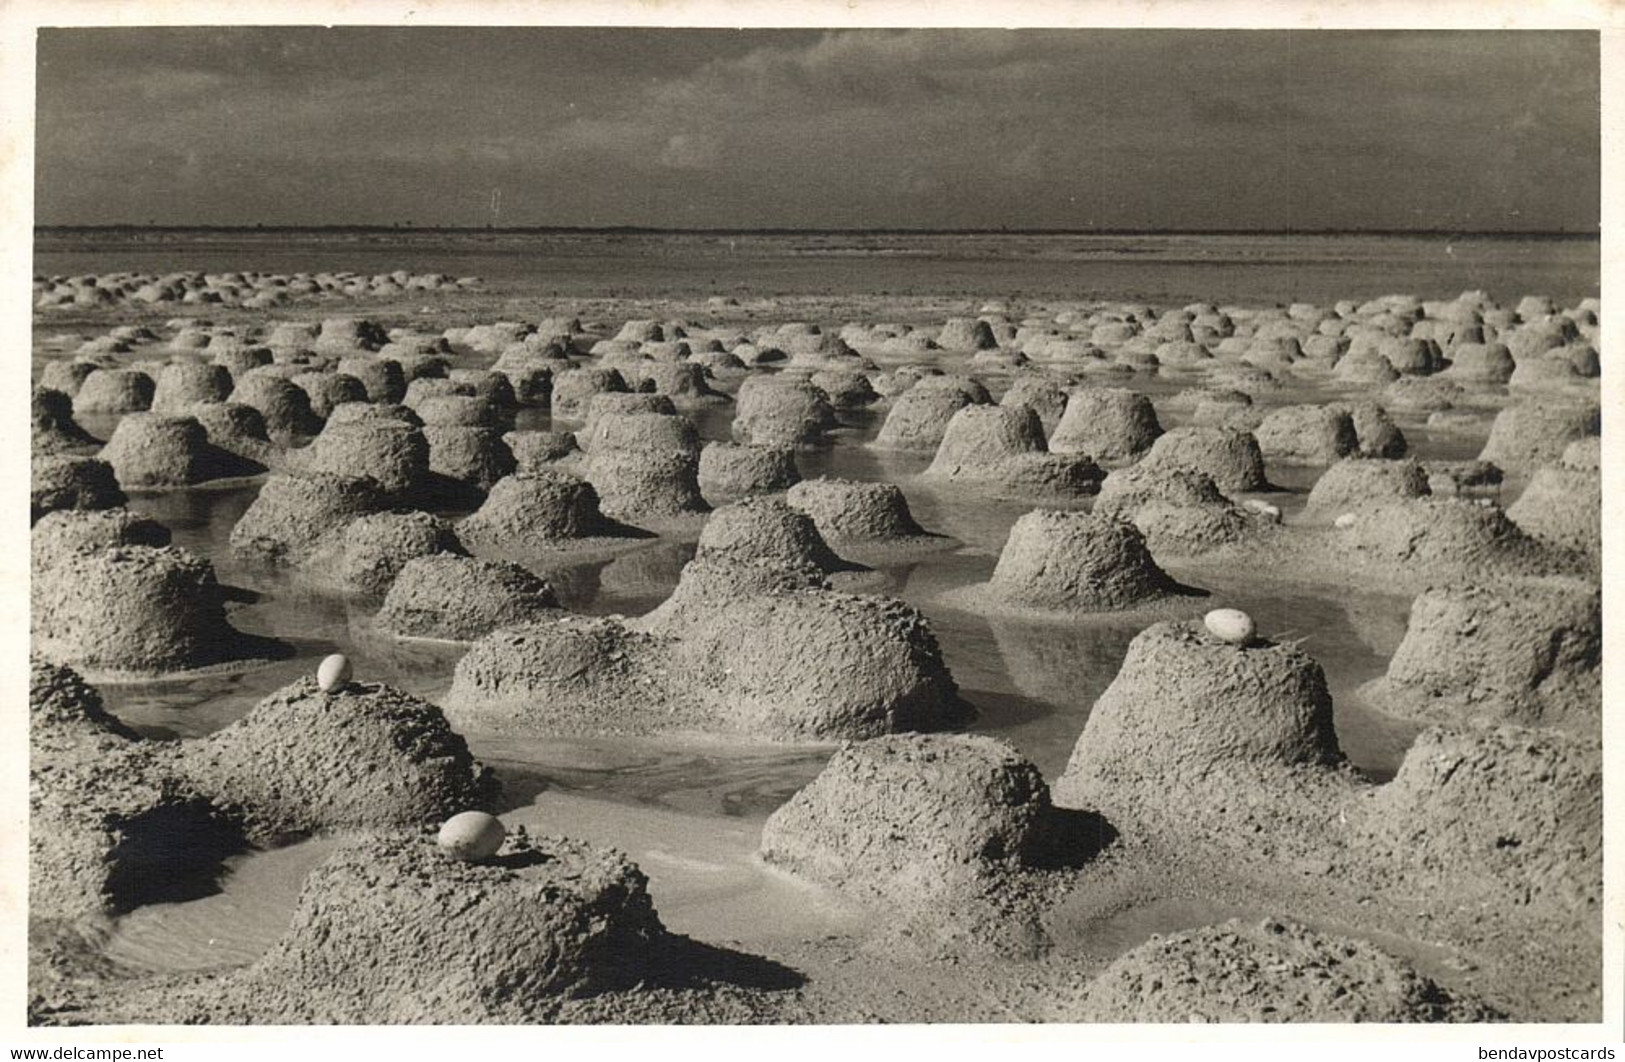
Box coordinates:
[34,27,1599,231]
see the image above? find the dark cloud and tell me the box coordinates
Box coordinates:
[34,28,1599,230]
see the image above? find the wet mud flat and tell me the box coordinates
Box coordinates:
[27,246,1602,1024]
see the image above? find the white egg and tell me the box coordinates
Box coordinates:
[1204,608,1256,645]
[437,811,506,862]
[1334,512,1356,529]
[316,653,353,692]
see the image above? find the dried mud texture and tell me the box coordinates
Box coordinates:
[732,376,838,448]
[1054,620,1345,853]
[969,510,1187,615]
[1138,427,1271,492]
[31,545,265,679]
[1302,457,1431,521]
[872,385,978,452]
[72,369,154,415]
[697,441,801,501]
[1252,404,1360,464]
[673,590,971,740]
[1048,388,1163,462]
[1363,579,1600,735]
[33,388,103,455]
[923,405,1103,498]
[1092,466,1256,558]
[376,555,561,641]
[760,734,1071,956]
[1078,919,1498,1023]
[320,510,465,596]
[1478,400,1600,471]
[99,414,263,488]
[32,456,127,524]
[171,677,497,843]
[1350,725,1601,915]
[1506,465,1599,563]
[230,472,386,566]
[784,477,949,557]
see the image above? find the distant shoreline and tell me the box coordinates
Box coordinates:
[34,225,1599,241]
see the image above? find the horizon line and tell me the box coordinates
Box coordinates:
[33,223,1599,240]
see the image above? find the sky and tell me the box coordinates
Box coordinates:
[33,27,1601,231]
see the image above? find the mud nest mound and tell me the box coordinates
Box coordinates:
[694,497,852,577]
[1252,404,1360,464]
[291,419,430,499]
[172,677,497,842]
[1048,388,1164,462]
[188,401,284,467]
[784,476,947,554]
[760,734,1053,902]
[1334,497,1553,576]
[457,470,637,551]
[72,368,154,415]
[1078,918,1498,1023]
[1054,620,1343,837]
[376,555,561,641]
[1332,400,1409,459]
[732,376,838,448]
[444,616,677,736]
[33,507,171,565]
[1506,465,1599,563]
[1138,427,1271,492]
[99,413,263,487]
[30,656,141,749]
[674,589,971,740]
[292,371,368,419]
[230,831,666,1022]
[1364,579,1599,734]
[806,369,878,409]
[697,441,800,501]
[975,509,1187,614]
[923,405,1103,497]
[151,362,234,413]
[635,554,827,632]
[551,367,628,417]
[1092,465,1255,556]
[872,385,979,452]
[423,425,517,491]
[319,510,465,596]
[583,415,709,524]
[336,356,408,403]
[506,429,580,473]
[1353,724,1600,914]
[32,544,266,678]
[31,455,126,524]
[32,388,102,455]
[1442,342,1516,384]
[1479,400,1600,471]
[230,471,386,565]
[38,360,98,397]
[228,372,324,438]
[1302,457,1431,521]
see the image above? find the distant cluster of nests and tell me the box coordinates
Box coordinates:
[28,286,1602,1025]
[34,270,482,310]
